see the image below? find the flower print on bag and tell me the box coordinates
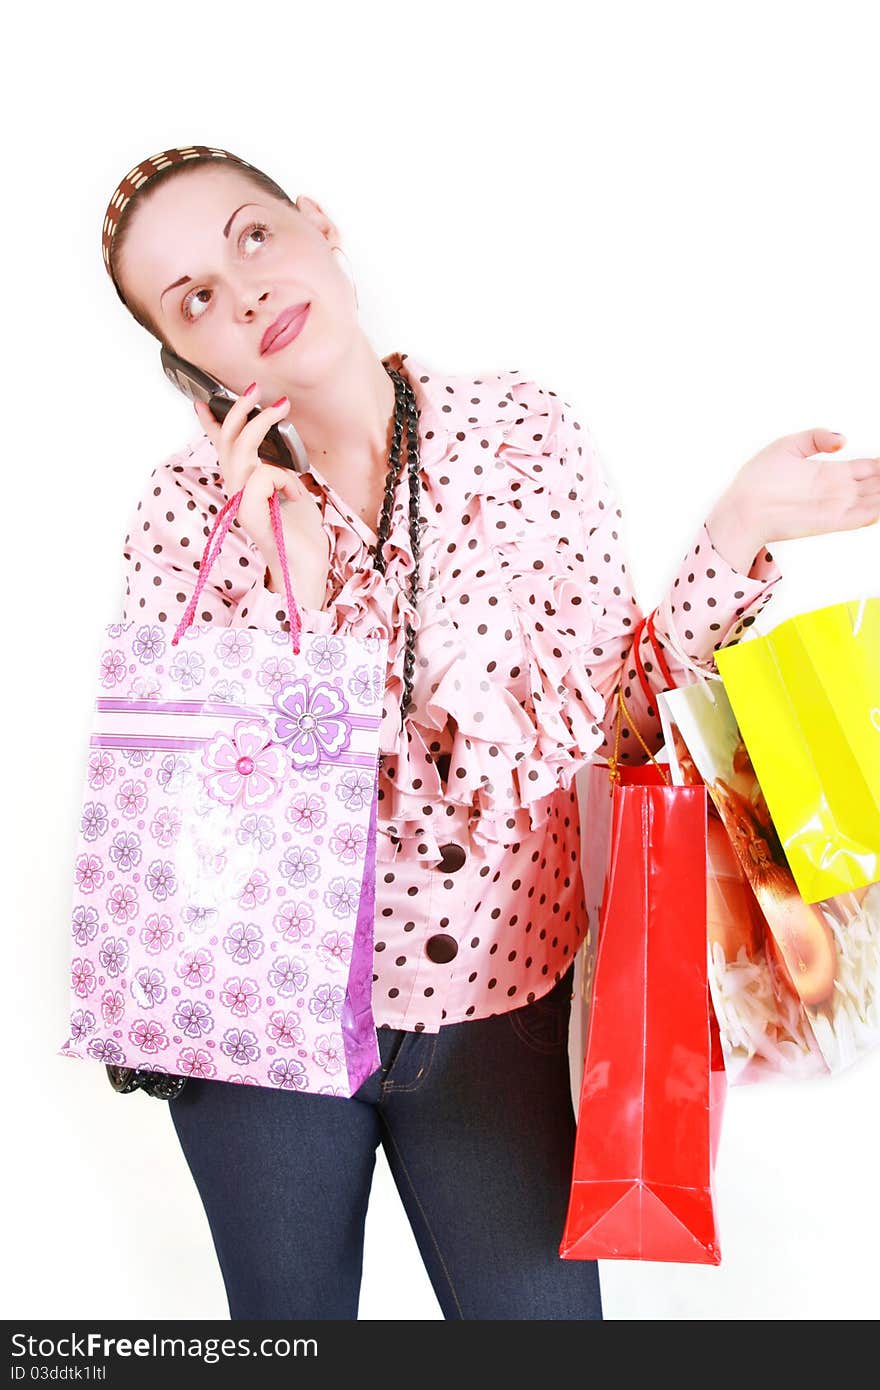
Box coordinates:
[122,748,154,768]
[99,935,130,977]
[88,1037,126,1065]
[222,921,265,966]
[214,630,253,668]
[107,623,128,640]
[257,655,296,696]
[71,905,100,946]
[100,649,127,689]
[180,904,218,935]
[101,990,125,1025]
[130,967,167,1009]
[273,678,353,769]
[335,769,373,812]
[74,854,105,894]
[219,1028,261,1066]
[177,948,215,989]
[323,876,362,919]
[106,884,139,927]
[176,1048,217,1079]
[265,1009,305,1049]
[115,780,147,819]
[267,955,308,997]
[128,1019,169,1054]
[140,912,174,954]
[172,1000,214,1040]
[309,982,345,1024]
[329,822,366,864]
[156,753,193,794]
[236,813,276,853]
[348,663,383,707]
[150,805,182,848]
[71,959,97,999]
[279,845,321,887]
[313,1035,344,1075]
[169,650,205,690]
[273,901,316,943]
[201,719,287,810]
[208,678,246,703]
[285,793,327,833]
[68,1010,97,1044]
[87,751,116,792]
[144,859,177,902]
[132,625,166,664]
[316,930,353,972]
[267,1057,308,1090]
[306,635,346,676]
[226,1073,260,1086]
[81,801,108,842]
[219,976,261,1017]
[108,831,142,872]
[238,869,270,909]
[130,674,162,701]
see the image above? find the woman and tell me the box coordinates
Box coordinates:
[100,145,880,1320]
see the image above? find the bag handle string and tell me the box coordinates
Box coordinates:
[171,487,303,654]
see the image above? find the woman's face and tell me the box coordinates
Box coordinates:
[117,166,358,396]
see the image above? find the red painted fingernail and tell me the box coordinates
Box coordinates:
[270,395,289,408]
[244,381,258,395]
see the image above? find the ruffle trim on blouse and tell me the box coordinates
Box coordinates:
[342,366,612,854]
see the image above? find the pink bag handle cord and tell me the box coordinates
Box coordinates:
[171,487,302,654]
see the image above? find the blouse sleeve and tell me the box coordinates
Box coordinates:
[562,405,783,765]
[121,446,334,635]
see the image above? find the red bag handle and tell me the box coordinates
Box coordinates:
[632,609,676,704]
[171,487,302,654]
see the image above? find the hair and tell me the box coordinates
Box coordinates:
[109,156,297,348]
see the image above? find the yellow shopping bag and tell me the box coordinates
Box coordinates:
[715,598,880,904]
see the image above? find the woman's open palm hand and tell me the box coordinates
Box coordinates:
[728,429,880,546]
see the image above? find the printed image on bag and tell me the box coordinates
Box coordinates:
[660,683,880,1081]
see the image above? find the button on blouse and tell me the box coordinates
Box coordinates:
[121,349,782,1032]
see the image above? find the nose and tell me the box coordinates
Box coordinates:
[235,285,271,322]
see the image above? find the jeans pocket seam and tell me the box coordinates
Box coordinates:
[508,1007,566,1054]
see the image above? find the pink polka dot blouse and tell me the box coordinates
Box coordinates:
[122,349,781,1034]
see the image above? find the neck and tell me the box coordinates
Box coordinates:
[282,334,397,491]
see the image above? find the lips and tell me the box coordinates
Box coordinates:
[260,302,311,355]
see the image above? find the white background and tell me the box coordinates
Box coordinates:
[5,0,878,1321]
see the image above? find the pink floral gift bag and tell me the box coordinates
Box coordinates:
[58,488,386,1097]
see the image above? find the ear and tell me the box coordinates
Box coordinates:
[295,194,341,245]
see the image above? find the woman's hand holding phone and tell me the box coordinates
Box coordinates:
[193,387,330,611]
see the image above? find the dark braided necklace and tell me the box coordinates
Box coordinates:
[374,362,423,726]
[107,356,423,1102]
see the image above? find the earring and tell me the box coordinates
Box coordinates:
[331,245,359,310]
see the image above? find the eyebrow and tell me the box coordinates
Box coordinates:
[159,203,262,307]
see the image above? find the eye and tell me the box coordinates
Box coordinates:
[181,221,273,322]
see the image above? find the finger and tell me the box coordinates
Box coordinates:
[783,427,847,458]
[234,395,292,458]
[244,461,309,508]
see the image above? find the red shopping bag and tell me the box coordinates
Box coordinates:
[561,683,726,1264]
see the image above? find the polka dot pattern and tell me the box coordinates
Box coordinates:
[121,350,783,1033]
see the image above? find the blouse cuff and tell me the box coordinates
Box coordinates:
[652,519,783,674]
[229,567,336,635]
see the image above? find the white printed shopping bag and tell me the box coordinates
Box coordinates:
[58,486,387,1096]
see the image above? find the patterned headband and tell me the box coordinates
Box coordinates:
[101,145,256,301]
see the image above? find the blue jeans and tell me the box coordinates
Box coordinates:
[167,960,602,1320]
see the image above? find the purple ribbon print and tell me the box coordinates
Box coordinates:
[272,678,354,770]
